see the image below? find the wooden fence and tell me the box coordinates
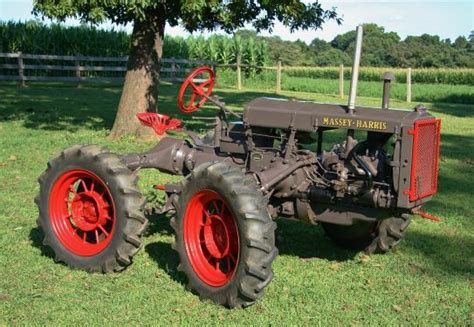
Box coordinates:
[0,52,414,103]
[0,52,215,85]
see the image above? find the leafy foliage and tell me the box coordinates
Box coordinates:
[33,0,340,33]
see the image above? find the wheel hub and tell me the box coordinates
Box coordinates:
[203,215,230,259]
[71,191,108,231]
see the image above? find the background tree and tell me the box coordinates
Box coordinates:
[33,0,340,139]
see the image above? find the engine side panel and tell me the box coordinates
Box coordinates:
[243,97,434,134]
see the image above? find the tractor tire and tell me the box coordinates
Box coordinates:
[171,162,278,308]
[322,213,411,255]
[36,144,148,272]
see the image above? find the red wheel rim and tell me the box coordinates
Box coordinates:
[184,190,239,287]
[49,169,116,256]
[177,66,215,113]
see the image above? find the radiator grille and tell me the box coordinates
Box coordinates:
[407,119,441,201]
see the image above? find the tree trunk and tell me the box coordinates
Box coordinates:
[109,10,165,140]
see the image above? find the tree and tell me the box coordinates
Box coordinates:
[33,1,340,139]
[453,36,468,49]
[314,48,350,66]
[309,38,331,53]
[332,24,400,66]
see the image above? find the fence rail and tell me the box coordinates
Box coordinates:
[0,52,415,103]
[0,52,216,85]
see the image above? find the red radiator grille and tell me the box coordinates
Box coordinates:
[406,119,441,201]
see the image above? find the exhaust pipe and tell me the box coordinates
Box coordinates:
[347,25,363,114]
[382,72,395,110]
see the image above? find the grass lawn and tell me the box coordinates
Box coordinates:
[0,82,472,325]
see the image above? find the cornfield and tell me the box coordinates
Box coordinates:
[0,21,269,69]
[283,67,474,86]
[0,21,130,56]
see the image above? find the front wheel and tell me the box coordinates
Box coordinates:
[322,213,412,254]
[171,162,278,308]
[36,145,148,272]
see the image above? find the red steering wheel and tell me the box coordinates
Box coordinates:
[177,66,216,113]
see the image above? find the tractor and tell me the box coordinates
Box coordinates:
[36,26,441,308]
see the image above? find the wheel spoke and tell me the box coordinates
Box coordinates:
[189,81,199,91]
[98,224,109,237]
[202,209,211,226]
[229,252,237,265]
[188,92,197,107]
[199,79,211,89]
[208,201,218,215]
[89,181,95,192]
[95,229,99,244]
[80,179,88,192]
[190,81,205,96]
[220,201,226,216]
[82,231,87,242]
[211,200,221,215]
[201,80,212,95]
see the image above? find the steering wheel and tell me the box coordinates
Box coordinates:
[177,66,216,113]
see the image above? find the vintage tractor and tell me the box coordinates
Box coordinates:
[36,26,441,308]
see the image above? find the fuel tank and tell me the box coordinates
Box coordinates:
[243,97,435,134]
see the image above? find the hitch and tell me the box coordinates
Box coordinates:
[412,207,441,222]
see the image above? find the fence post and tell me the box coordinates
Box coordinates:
[339,64,344,98]
[17,52,26,87]
[406,67,412,103]
[75,58,81,88]
[276,60,282,93]
[170,57,176,83]
[236,54,242,90]
[212,61,217,76]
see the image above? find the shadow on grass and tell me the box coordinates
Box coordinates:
[145,242,187,285]
[27,213,473,283]
[440,133,474,162]
[405,230,474,277]
[0,82,280,134]
[144,214,360,287]
[144,215,474,288]
[29,226,55,260]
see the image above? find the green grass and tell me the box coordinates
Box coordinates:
[0,82,473,325]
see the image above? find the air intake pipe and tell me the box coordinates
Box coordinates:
[347,25,363,114]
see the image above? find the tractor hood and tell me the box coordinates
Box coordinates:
[243,97,434,133]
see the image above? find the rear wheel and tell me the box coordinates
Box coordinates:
[171,162,277,308]
[322,213,411,254]
[36,145,148,272]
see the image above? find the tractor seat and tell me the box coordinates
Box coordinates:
[136,113,183,136]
